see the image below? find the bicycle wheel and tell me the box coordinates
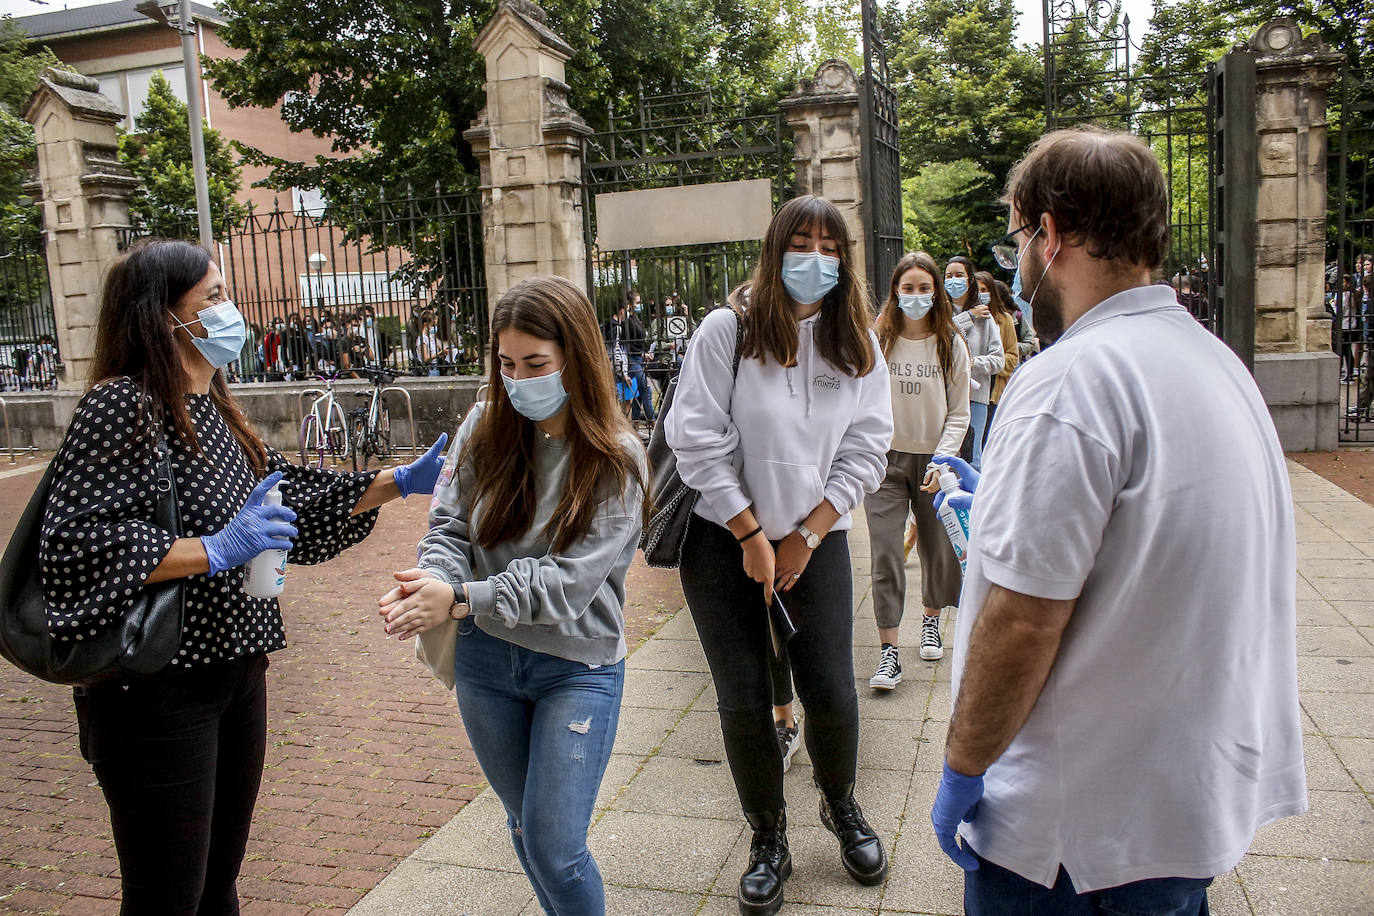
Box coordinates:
[327,401,351,465]
[299,414,324,469]
[349,407,368,472]
[370,406,392,468]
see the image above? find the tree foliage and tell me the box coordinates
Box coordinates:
[887,0,1044,266]
[116,71,248,237]
[0,16,58,233]
[205,0,795,201]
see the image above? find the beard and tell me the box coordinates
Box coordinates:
[1025,243,1065,346]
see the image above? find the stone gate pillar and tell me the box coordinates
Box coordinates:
[23,69,137,391]
[464,0,591,310]
[1246,20,1343,450]
[781,62,866,280]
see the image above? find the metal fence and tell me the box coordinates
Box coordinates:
[124,186,487,381]
[1330,71,1374,442]
[0,220,60,391]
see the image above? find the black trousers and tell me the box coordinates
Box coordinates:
[680,519,859,814]
[74,653,269,916]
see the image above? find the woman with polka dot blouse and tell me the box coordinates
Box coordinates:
[38,239,447,915]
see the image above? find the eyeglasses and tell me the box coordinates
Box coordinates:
[989,222,1036,270]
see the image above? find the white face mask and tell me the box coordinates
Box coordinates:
[898,292,934,320]
[978,292,991,306]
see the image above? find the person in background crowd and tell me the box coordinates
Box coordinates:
[314,317,341,375]
[1334,274,1358,381]
[343,313,371,377]
[866,251,971,684]
[929,126,1307,915]
[387,276,647,915]
[284,313,310,379]
[668,195,893,914]
[263,319,285,381]
[621,290,656,426]
[361,305,391,368]
[977,271,1020,438]
[946,256,1003,470]
[237,321,262,383]
[39,239,447,915]
[417,311,443,377]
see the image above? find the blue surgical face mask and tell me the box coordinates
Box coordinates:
[944,276,969,300]
[978,292,991,306]
[502,368,569,422]
[1012,225,1050,330]
[898,292,934,320]
[781,251,841,305]
[173,300,246,369]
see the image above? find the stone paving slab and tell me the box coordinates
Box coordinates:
[352,459,1374,914]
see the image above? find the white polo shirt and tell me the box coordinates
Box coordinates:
[952,284,1308,892]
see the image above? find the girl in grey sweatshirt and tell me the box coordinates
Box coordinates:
[379,276,647,915]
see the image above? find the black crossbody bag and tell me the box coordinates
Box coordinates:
[0,403,186,686]
[640,310,743,568]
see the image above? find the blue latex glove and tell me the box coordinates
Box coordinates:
[931,454,979,513]
[392,433,449,499]
[931,761,984,871]
[201,471,299,576]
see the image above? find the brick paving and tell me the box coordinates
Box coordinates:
[1291,447,1374,507]
[0,455,684,914]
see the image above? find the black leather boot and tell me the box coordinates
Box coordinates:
[818,784,888,886]
[738,809,791,915]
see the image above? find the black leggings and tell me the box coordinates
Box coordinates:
[680,519,859,814]
[74,653,269,916]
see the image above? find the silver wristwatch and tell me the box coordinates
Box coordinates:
[797,524,822,550]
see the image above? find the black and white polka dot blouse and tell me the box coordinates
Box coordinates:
[39,378,380,667]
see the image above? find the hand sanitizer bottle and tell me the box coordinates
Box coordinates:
[935,468,972,573]
[244,484,289,598]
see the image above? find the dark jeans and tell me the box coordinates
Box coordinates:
[966,849,1212,916]
[627,356,656,422]
[680,519,859,814]
[452,619,624,915]
[74,653,270,916]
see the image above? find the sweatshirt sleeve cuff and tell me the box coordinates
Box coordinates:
[464,578,500,621]
[702,485,751,526]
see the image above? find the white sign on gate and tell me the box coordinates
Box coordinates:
[594,178,774,251]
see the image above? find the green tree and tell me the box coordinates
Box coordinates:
[116,71,248,237]
[888,0,1044,265]
[205,0,794,201]
[1,16,59,232]
[902,159,992,259]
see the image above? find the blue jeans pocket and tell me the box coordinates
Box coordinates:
[456,617,476,637]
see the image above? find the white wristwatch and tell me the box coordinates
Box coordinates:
[797,524,822,550]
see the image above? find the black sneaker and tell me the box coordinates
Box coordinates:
[775,719,800,773]
[920,616,943,661]
[868,645,902,690]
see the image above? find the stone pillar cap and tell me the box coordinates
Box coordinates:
[23,67,126,124]
[781,60,860,110]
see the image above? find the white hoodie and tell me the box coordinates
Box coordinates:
[666,307,893,541]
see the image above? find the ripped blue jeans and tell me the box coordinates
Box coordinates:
[452,618,624,916]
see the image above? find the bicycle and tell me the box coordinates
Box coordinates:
[298,373,351,468]
[348,367,396,471]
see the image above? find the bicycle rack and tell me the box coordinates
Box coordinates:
[380,386,420,457]
[0,396,37,465]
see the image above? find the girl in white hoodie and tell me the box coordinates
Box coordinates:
[666,196,893,915]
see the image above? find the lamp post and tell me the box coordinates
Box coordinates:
[308,252,328,310]
[135,0,213,249]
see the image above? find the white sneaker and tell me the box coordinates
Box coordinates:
[868,645,902,690]
[775,718,801,772]
[920,616,944,661]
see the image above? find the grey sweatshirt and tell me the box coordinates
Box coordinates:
[954,307,1006,405]
[416,403,646,667]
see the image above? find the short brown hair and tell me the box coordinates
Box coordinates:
[1004,126,1170,271]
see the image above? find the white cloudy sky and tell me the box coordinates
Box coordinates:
[3,0,1162,50]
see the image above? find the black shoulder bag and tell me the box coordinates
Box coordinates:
[0,411,186,686]
[640,309,744,568]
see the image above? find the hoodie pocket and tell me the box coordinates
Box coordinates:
[742,455,825,536]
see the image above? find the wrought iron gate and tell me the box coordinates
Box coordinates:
[859,0,902,302]
[1330,71,1374,443]
[1042,0,1214,328]
[0,220,60,390]
[580,88,792,348]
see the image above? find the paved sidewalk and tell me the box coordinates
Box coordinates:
[352,459,1374,915]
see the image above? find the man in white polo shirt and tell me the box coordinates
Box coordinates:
[928,126,1308,913]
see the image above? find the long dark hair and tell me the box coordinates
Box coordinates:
[463,276,648,552]
[945,256,978,310]
[876,252,961,378]
[742,196,874,378]
[91,239,268,475]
